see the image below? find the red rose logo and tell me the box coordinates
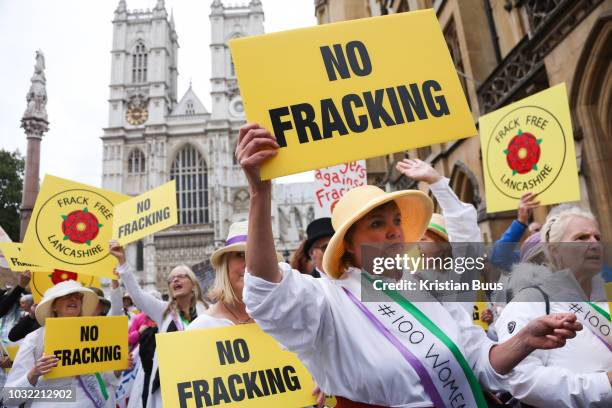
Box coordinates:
[61,207,102,245]
[504,130,542,175]
[50,269,78,285]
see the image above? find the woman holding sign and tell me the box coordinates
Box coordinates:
[108,241,207,408]
[495,207,612,407]
[237,123,584,408]
[188,220,326,407]
[3,280,119,407]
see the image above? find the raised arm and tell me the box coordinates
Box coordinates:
[109,241,167,326]
[235,123,281,283]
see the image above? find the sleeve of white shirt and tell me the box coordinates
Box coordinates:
[495,302,612,407]
[109,286,123,317]
[116,263,167,327]
[429,177,481,243]
[243,262,331,355]
[443,302,509,391]
[3,329,39,405]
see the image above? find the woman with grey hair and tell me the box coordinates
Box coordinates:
[496,206,611,407]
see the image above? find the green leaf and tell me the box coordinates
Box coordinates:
[61,215,67,220]
[533,164,538,171]
[63,235,69,240]
[98,224,103,228]
[503,149,509,155]
[86,240,91,246]
[518,129,522,135]
[83,207,89,213]
[537,139,542,144]
[512,170,517,176]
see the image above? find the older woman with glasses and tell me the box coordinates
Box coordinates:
[108,240,207,408]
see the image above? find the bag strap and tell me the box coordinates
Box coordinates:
[520,285,550,314]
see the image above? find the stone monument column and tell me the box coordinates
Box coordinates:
[20,50,49,240]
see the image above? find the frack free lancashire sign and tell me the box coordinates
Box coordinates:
[157,324,316,408]
[230,9,476,179]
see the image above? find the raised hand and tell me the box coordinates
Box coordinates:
[108,240,126,265]
[235,123,279,191]
[517,192,540,225]
[18,270,31,289]
[396,158,442,184]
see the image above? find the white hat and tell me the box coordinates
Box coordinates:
[35,280,98,325]
[210,221,249,269]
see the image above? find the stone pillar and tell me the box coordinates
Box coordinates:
[20,50,49,240]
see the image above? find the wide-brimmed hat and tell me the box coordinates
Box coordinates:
[211,221,249,269]
[35,280,98,325]
[304,218,335,255]
[426,213,448,242]
[322,185,433,279]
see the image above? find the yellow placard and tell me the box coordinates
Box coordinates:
[22,175,129,279]
[0,242,46,272]
[112,180,177,246]
[606,282,612,320]
[157,324,316,408]
[30,270,101,304]
[479,83,580,213]
[43,316,128,379]
[472,302,490,330]
[230,9,476,180]
[5,345,19,361]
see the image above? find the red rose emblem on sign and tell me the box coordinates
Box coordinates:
[504,130,542,175]
[50,269,78,285]
[61,207,102,245]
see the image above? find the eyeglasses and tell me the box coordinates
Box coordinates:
[167,273,189,284]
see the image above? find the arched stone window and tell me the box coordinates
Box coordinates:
[170,145,209,225]
[132,41,148,83]
[127,148,146,174]
[449,161,482,210]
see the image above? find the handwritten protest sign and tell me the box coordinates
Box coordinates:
[157,324,316,408]
[112,180,177,246]
[30,270,101,304]
[479,83,579,213]
[22,175,129,279]
[314,160,366,218]
[44,316,128,379]
[0,242,46,272]
[230,9,476,179]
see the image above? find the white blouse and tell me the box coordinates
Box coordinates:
[3,327,117,407]
[243,264,506,407]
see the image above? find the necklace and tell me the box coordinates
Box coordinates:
[222,302,253,325]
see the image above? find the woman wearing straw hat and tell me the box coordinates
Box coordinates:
[495,207,612,407]
[188,221,326,407]
[236,123,584,408]
[3,280,119,407]
[108,240,207,408]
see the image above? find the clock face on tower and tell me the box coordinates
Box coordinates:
[126,106,148,125]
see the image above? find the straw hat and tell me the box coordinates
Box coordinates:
[35,280,98,325]
[211,221,249,269]
[322,185,433,279]
[426,213,448,242]
[211,221,284,269]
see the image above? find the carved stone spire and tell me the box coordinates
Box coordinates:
[20,50,49,240]
[115,0,127,14]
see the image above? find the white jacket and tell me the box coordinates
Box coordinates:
[116,263,207,408]
[494,263,612,407]
[3,327,118,407]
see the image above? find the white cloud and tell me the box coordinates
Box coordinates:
[0,0,316,187]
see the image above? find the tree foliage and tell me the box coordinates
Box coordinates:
[0,149,25,241]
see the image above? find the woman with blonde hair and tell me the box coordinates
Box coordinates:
[108,240,207,408]
[496,206,611,407]
[188,221,325,406]
[236,123,584,408]
[4,280,120,407]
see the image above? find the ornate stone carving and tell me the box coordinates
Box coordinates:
[22,50,48,123]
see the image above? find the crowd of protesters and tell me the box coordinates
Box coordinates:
[0,123,610,407]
